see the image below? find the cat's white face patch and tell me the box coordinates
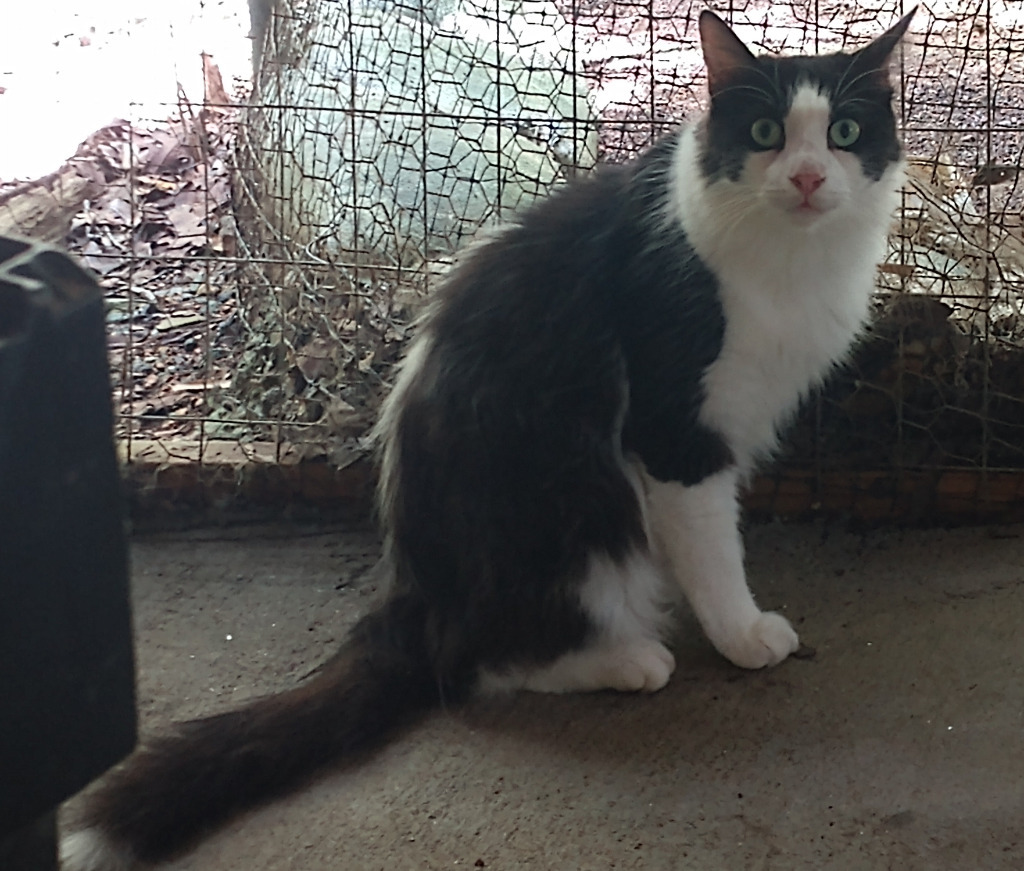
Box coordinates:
[745,82,863,225]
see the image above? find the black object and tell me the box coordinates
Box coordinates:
[0,236,136,866]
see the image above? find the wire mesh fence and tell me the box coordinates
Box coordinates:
[1,0,1022,520]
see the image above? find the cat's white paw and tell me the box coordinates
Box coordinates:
[604,639,677,693]
[502,638,677,695]
[719,611,799,670]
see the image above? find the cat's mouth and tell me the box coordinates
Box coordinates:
[788,196,833,221]
[766,186,836,221]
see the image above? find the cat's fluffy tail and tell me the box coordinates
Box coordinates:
[60,592,439,871]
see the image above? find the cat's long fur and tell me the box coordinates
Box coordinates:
[62,10,913,869]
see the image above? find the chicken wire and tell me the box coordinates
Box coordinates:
[2,0,1021,519]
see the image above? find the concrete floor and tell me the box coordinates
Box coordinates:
[65,521,1024,870]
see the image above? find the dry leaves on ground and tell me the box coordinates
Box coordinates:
[61,86,242,441]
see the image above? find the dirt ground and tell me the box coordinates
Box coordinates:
[62,520,1024,870]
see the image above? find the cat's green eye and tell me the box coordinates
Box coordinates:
[829,118,861,148]
[750,118,783,149]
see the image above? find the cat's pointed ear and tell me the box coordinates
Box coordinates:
[699,10,759,97]
[848,7,916,88]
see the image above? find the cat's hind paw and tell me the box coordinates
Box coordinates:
[721,612,799,670]
[604,639,677,693]
[509,638,677,694]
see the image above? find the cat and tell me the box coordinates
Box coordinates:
[61,9,914,869]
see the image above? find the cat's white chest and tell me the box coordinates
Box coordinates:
[698,248,874,470]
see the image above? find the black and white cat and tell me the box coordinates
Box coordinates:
[62,9,913,869]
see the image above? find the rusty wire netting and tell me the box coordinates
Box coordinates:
[2,0,1022,519]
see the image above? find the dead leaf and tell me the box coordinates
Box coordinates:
[202,53,232,107]
[296,339,338,381]
[141,177,180,195]
[171,379,231,393]
[80,239,123,275]
[356,351,375,373]
[104,197,133,225]
[141,126,198,175]
[155,313,205,331]
[165,203,205,238]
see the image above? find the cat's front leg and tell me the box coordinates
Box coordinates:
[644,468,799,669]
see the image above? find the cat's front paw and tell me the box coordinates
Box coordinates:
[720,612,799,669]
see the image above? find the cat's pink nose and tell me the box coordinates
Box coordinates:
[790,172,825,197]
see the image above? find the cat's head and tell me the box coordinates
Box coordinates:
[696,9,914,227]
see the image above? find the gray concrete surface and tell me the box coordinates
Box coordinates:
[64,522,1024,870]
